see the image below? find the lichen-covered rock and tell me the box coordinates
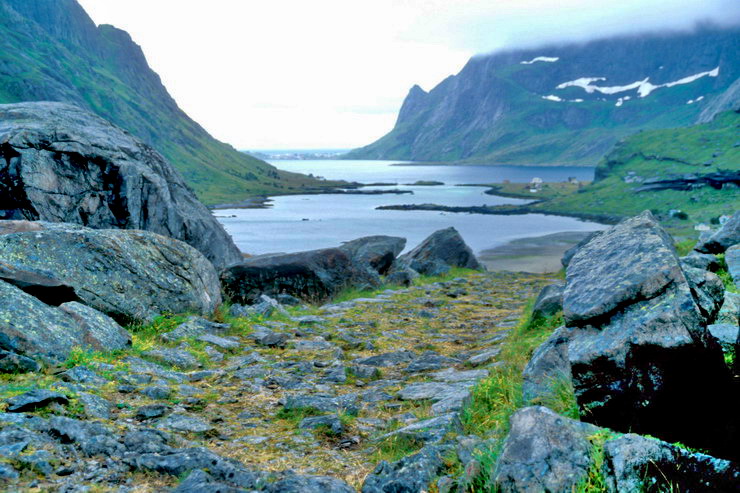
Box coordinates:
[221,247,378,304]
[603,434,740,492]
[0,261,79,306]
[494,406,600,493]
[521,326,572,404]
[394,227,483,275]
[0,280,129,363]
[339,235,406,275]
[0,221,221,322]
[682,266,725,322]
[362,445,446,493]
[563,211,734,456]
[58,302,131,351]
[0,102,242,268]
[695,211,740,254]
[680,252,720,272]
[717,291,740,325]
[531,282,564,320]
[726,244,740,286]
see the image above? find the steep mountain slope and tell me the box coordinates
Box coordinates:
[0,0,327,205]
[349,26,740,166]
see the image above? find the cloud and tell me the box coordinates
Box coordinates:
[77,0,738,149]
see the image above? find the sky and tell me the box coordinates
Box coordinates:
[77,0,739,151]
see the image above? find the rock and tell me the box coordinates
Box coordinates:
[197,334,240,350]
[708,323,739,355]
[355,350,415,367]
[136,404,171,421]
[377,414,461,444]
[493,406,600,492]
[265,473,356,493]
[561,231,601,268]
[284,393,359,415]
[78,392,112,420]
[0,280,128,364]
[394,227,483,275]
[143,348,199,370]
[467,347,501,366]
[603,434,740,492]
[0,221,222,323]
[531,282,564,320]
[695,211,740,253]
[58,302,131,351]
[299,414,344,435]
[161,316,229,342]
[157,413,213,434]
[680,252,720,272]
[726,244,740,285]
[362,445,445,493]
[430,368,488,383]
[521,326,572,405]
[0,261,79,305]
[349,364,381,380]
[682,266,724,322]
[339,235,406,275]
[397,382,472,401]
[386,267,419,287]
[563,212,734,456]
[251,328,289,348]
[404,351,460,373]
[0,350,39,374]
[221,247,379,304]
[0,463,19,480]
[6,389,69,412]
[173,469,243,493]
[717,291,740,325]
[563,212,684,325]
[0,102,242,268]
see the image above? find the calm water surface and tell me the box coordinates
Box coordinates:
[216,160,604,256]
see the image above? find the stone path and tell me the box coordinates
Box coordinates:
[0,272,553,491]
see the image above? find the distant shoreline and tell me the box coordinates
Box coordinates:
[480,231,596,273]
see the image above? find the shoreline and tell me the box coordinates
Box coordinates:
[479,231,596,273]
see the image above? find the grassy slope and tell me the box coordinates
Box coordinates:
[522,110,740,235]
[0,2,334,205]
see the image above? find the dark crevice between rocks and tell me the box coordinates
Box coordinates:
[573,342,738,461]
[0,143,39,220]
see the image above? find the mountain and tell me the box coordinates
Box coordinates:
[0,0,328,205]
[348,26,740,166]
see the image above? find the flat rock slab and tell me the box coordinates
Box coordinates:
[355,350,415,367]
[143,349,200,370]
[284,393,359,415]
[6,390,69,413]
[197,334,240,350]
[162,317,230,343]
[430,368,489,383]
[376,413,461,444]
[157,413,213,434]
[467,348,501,366]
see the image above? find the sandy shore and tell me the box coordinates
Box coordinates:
[479,231,594,273]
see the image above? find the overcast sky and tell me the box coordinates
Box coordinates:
[77,0,738,150]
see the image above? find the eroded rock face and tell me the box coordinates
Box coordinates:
[339,235,406,275]
[394,227,483,275]
[494,406,599,492]
[0,221,221,323]
[563,211,734,456]
[221,248,378,304]
[0,102,242,268]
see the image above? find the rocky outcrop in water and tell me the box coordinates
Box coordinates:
[0,220,222,323]
[0,102,242,268]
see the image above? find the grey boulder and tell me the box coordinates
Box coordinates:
[531,282,564,320]
[221,247,379,304]
[339,235,406,275]
[394,227,483,275]
[0,102,242,268]
[521,326,572,405]
[695,211,740,254]
[362,445,445,493]
[493,406,599,493]
[0,279,129,364]
[726,244,740,285]
[0,221,222,323]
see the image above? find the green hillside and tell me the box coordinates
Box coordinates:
[529,110,740,234]
[0,0,332,205]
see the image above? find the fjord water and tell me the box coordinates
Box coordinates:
[216,160,603,256]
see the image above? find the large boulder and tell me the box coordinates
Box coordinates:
[563,211,734,456]
[221,248,378,304]
[493,406,600,492]
[560,230,602,268]
[0,102,242,268]
[726,244,740,286]
[695,211,740,254]
[0,261,79,306]
[0,279,130,364]
[394,227,483,275]
[362,445,446,493]
[339,235,406,275]
[0,221,221,323]
[603,434,740,492]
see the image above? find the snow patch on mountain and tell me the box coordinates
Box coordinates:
[556,67,720,99]
[521,56,559,65]
[687,96,705,104]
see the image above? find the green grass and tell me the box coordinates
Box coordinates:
[371,434,425,463]
[573,430,614,493]
[716,254,738,293]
